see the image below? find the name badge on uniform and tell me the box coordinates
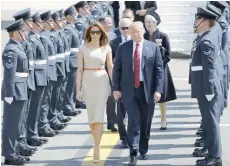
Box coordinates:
[155,39,162,46]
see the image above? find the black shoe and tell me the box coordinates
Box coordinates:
[160,122,167,130]
[195,137,204,143]
[194,139,204,147]
[63,111,78,116]
[120,140,128,148]
[196,130,203,137]
[5,155,27,165]
[39,137,48,144]
[128,155,137,166]
[107,124,118,132]
[60,116,71,123]
[19,155,30,162]
[27,138,43,146]
[139,153,148,160]
[50,123,67,130]
[38,129,56,137]
[26,145,38,151]
[19,147,36,156]
[196,156,222,166]
[193,147,208,157]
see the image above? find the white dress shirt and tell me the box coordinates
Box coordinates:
[140,1,145,9]
[121,35,131,43]
[133,39,144,81]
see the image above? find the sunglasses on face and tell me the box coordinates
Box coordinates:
[90,31,102,35]
[120,27,129,30]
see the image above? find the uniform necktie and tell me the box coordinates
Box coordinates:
[134,43,140,88]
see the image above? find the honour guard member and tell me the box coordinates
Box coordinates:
[13,8,43,153]
[2,19,30,165]
[191,7,222,166]
[40,10,67,130]
[14,9,49,147]
[31,12,59,137]
[50,11,71,123]
[193,3,225,156]
[212,1,229,108]
[63,6,82,116]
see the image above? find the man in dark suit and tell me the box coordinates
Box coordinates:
[110,18,132,148]
[114,9,135,38]
[113,21,164,166]
[125,1,157,23]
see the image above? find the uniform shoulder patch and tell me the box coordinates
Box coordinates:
[3,49,15,69]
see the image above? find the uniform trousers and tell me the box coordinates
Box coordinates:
[38,81,55,130]
[2,100,26,157]
[27,86,45,139]
[62,67,77,112]
[197,94,222,158]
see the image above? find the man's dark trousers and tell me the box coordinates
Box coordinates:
[124,82,155,155]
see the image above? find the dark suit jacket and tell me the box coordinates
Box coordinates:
[110,36,122,60]
[113,40,164,105]
[125,1,157,23]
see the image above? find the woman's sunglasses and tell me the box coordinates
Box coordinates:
[90,31,102,35]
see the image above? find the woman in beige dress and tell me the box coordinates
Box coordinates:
[76,22,113,162]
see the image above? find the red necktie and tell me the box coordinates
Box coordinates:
[134,43,140,88]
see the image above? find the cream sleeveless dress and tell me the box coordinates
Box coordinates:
[80,45,111,124]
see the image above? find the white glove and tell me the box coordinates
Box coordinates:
[205,94,214,101]
[4,97,13,105]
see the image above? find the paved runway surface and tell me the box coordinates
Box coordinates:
[1,59,229,166]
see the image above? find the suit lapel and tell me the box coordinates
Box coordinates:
[142,40,148,69]
[128,41,134,72]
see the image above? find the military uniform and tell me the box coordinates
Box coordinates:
[13,8,41,152]
[39,10,67,131]
[62,6,81,116]
[191,8,222,166]
[1,19,29,165]
[48,11,67,124]
[213,1,229,108]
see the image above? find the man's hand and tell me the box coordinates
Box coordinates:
[113,91,122,101]
[4,97,13,105]
[136,10,147,16]
[154,92,161,103]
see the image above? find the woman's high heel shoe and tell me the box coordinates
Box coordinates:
[93,146,100,163]
[160,121,167,130]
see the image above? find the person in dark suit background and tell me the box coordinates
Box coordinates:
[110,1,120,28]
[113,21,164,166]
[114,9,135,38]
[125,1,157,23]
[144,12,177,130]
[110,18,132,148]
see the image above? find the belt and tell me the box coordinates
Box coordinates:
[15,72,28,77]
[84,68,105,71]
[70,48,79,53]
[29,60,34,66]
[56,53,65,59]
[48,55,56,60]
[65,51,70,56]
[34,60,47,65]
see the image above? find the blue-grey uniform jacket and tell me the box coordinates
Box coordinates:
[50,29,65,77]
[22,37,36,91]
[1,39,29,101]
[28,32,48,87]
[59,28,70,74]
[64,23,81,68]
[40,30,57,82]
[190,30,222,98]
